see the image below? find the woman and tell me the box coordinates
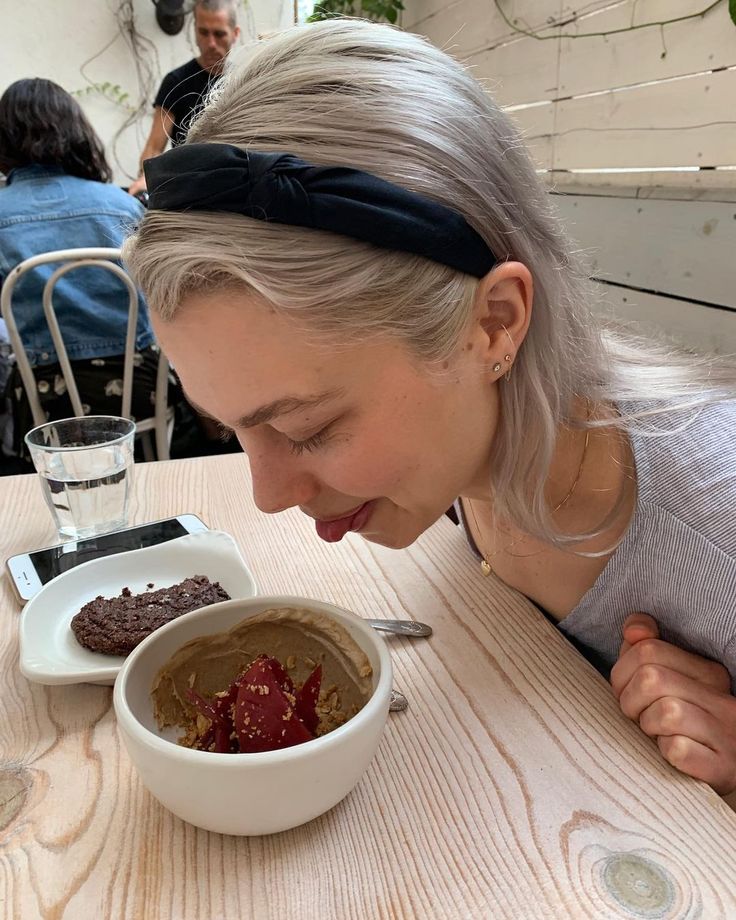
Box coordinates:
[123,21,736,796]
[0,78,169,459]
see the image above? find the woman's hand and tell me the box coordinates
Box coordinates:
[610,613,736,795]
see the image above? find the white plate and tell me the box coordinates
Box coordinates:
[19,531,258,686]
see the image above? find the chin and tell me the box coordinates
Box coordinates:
[359,522,427,551]
[360,531,413,550]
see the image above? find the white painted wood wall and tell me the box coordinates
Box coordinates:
[401,0,736,353]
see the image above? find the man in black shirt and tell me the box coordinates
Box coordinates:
[128,0,240,196]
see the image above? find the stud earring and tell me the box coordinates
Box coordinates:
[504,354,512,363]
[492,362,502,373]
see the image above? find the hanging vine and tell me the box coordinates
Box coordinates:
[72,82,133,111]
[492,0,726,46]
[73,0,161,180]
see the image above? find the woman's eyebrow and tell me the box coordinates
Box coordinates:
[234,390,345,429]
[182,388,345,429]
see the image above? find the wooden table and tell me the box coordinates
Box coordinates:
[2,454,735,919]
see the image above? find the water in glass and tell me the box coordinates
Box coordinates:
[39,443,133,538]
[25,416,136,540]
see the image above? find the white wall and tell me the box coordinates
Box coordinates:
[1,0,295,185]
[401,0,736,352]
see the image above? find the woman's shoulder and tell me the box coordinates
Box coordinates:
[627,398,736,555]
[0,171,143,220]
[70,177,144,216]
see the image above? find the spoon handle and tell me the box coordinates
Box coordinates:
[367,619,433,638]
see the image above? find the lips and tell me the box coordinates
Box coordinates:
[314,501,373,543]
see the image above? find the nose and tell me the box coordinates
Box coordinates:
[242,436,320,515]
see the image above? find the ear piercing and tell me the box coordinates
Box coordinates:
[501,325,516,381]
[493,354,514,376]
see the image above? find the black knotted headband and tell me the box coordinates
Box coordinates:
[144,142,497,278]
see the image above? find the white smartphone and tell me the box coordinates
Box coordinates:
[6,513,209,604]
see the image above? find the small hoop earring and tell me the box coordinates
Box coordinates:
[501,325,516,381]
[492,362,502,373]
[501,324,515,350]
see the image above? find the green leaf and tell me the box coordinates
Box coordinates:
[309,0,401,24]
[730,0,736,26]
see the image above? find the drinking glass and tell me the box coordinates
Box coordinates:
[25,416,136,540]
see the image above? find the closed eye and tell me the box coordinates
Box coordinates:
[215,417,341,453]
[286,426,331,456]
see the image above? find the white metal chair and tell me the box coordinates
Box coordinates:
[0,247,173,460]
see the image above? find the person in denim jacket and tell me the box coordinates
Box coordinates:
[0,78,170,458]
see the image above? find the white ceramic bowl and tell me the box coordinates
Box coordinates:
[113,595,393,836]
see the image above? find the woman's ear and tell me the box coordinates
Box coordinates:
[470,261,533,376]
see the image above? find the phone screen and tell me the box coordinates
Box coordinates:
[28,518,194,585]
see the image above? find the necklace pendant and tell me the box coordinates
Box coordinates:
[480,559,492,577]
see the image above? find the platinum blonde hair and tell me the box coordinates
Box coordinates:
[124,19,736,546]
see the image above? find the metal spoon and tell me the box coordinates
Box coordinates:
[389,690,409,712]
[368,619,433,638]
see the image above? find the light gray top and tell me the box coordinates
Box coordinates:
[461,400,736,692]
[561,400,736,692]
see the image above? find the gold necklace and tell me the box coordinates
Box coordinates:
[466,426,591,576]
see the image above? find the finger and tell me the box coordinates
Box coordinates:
[611,639,731,699]
[657,734,736,795]
[638,696,723,751]
[623,612,659,646]
[618,665,735,723]
[618,613,659,657]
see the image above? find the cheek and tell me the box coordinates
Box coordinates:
[321,417,428,496]
[324,442,406,494]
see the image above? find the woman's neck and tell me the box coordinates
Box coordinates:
[461,401,638,619]
[469,399,636,550]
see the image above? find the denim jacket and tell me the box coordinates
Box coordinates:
[0,165,153,367]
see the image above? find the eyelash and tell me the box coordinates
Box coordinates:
[217,422,235,443]
[286,427,331,456]
[217,421,336,454]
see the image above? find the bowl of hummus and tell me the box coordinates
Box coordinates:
[113,595,393,835]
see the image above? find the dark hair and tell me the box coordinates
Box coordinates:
[0,78,112,182]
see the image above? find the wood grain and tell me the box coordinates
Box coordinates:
[1,456,735,919]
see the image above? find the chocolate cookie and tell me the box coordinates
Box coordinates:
[70,575,231,656]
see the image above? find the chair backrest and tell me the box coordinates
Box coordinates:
[0,247,171,457]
